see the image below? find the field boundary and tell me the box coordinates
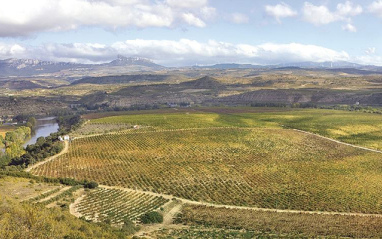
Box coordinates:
[293,129,382,154]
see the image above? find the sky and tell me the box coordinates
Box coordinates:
[0,0,382,66]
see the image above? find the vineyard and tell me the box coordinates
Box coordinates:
[88,108,382,150]
[178,205,382,238]
[75,187,169,224]
[31,127,382,213]
[72,123,133,136]
[26,185,83,206]
[152,227,278,239]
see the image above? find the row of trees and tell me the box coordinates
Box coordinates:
[10,133,63,167]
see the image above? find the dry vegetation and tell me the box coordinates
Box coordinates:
[0,176,60,201]
[0,126,17,138]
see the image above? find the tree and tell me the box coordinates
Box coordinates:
[84,181,98,189]
[140,211,163,224]
[27,117,37,127]
[0,135,4,148]
[36,137,46,147]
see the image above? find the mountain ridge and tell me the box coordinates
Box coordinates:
[0,55,164,77]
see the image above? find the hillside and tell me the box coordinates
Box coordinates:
[72,74,172,85]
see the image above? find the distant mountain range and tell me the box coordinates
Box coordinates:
[107,55,161,68]
[1,55,382,77]
[0,55,163,77]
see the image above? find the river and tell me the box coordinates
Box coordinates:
[23,117,59,147]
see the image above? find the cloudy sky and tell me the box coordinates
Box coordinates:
[0,0,382,66]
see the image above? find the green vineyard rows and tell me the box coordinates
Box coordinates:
[76,188,169,224]
[31,127,382,213]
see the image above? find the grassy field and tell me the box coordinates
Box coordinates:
[0,176,60,201]
[178,205,382,238]
[87,108,382,150]
[31,127,382,213]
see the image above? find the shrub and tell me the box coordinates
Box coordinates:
[140,211,163,224]
[84,181,98,189]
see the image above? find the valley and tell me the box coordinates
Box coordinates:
[0,57,382,238]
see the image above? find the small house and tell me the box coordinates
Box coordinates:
[59,135,70,141]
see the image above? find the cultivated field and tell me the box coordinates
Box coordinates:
[31,126,382,213]
[178,205,382,238]
[87,108,382,150]
[75,187,169,224]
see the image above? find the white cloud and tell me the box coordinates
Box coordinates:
[0,40,351,66]
[337,1,362,16]
[302,1,362,27]
[0,0,213,37]
[369,0,382,17]
[302,3,340,25]
[230,13,249,24]
[265,2,297,22]
[0,43,27,57]
[365,47,376,55]
[182,13,206,27]
[355,55,382,66]
[342,23,357,32]
[200,7,217,20]
[256,43,349,63]
[165,0,208,9]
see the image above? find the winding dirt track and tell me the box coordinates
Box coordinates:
[25,140,69,172]
[293,129,382,154]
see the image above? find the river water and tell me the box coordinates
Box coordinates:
[23,117,59,147]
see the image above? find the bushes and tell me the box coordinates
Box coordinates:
[84,181,98,189]
[140,211,163,224]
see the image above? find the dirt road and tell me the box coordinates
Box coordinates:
[25,140,69,172]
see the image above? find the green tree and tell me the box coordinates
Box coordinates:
[140,211,163,224]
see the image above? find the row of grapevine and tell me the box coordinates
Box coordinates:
[76,187,169,224]
[25,187,61,203]
[39,185,83,206]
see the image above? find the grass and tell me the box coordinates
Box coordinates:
[0,198,128,239]
[31,127,382,213]
[0,176,60,201]
[178,205,382,238]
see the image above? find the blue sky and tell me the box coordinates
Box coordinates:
[0,0,382,66]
